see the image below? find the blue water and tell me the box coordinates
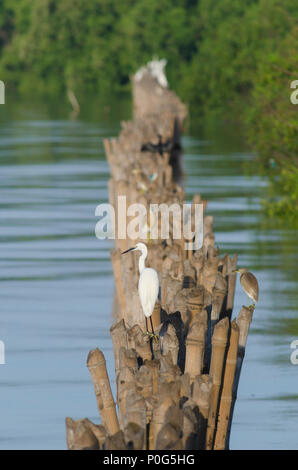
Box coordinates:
[0,99,297,449]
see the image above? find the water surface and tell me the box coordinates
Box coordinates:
[0,97,297,449]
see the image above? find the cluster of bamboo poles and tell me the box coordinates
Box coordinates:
[65,71,254,451]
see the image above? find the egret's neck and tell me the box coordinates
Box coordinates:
[138,252,146,274]
[138,245,148,274]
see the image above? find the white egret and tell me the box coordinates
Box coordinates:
[121,242,159,339]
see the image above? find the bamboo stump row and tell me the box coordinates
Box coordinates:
[65,68,254,450]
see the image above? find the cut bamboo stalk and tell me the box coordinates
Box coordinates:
[156,423,183,450]
[125,388,147,431]
[127,324,152,361]
[105,430,127,450]
[108,177,116,208]
[124,422,145,450]
[213,319,239,449]
[238,305,254,350]
[206,317,229,449]
[179,372,191,400]
[211,273,227,322]
[110,249,127,317]
[184,310,207,381]
[226,254,238,314]
[111,287,121,322]
[149,393,175,450]
[160,323,179,365]
[183,259,196,288]
[159,380,181,406]
[205,273,226,374]
[201,246,219,293]
[151,300,161,331]
[182,399,198,449]
[118,347,138,429]
[226,305,254,448]
[65,417,106,450]
[186,287,205,324]
[168,281,187,320]
[159,353,182,384]
[110,319,128,380]
[135,363,154,411]
[144,358,160,396]
[124,387,148,448]
[221,254,229,277]
[192,374,213,449]
[87,348,120,436]
[88,420,108,449]
[155,402,183,450]
[165,402,184,431]
[161,257,172,309]
[191,248,205,286]
[135,360,160,430]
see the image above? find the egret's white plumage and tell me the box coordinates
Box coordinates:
[121,242,159,334]
[138,267,159,318]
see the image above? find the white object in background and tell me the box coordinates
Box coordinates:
[134,57,168,88]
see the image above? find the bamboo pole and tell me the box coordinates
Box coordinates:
[65,417,106,450]
[110,249,127,318]
[117,347,138,429]
[191,249,205,286]
[87,348,120,436]
[184,310,207,381]
[179,372,191,400]
[206,317,229,449]
[159,353,182,384]
[110,319,128,381]
[201,246,219,293]
[160,323,179,365]
[105,431,127,450]
[183,260,196,288]
[135,363,154,407]
[127,324,152,361]
[151,300,161,331]
[124,422,145,450]
[182,399,198,449]
[186,287,205,324]
[226,254,238,314]
[125,389,147,432]
[155,402,184,449]
[213,319,239,449]
[149,392,175,449]
[192,375,212,449]
[156,423,183,450]
[144,358,160,397]
[226,305,254,448]
[211,273,227,322]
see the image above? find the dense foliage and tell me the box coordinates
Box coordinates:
[0,0,297,220]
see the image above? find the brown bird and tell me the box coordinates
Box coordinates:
[234,268,259,307]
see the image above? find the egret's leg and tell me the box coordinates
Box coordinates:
[146,317,149,334]
[247,295,250,307]
[150,316,159,342]
[150,316,155,336]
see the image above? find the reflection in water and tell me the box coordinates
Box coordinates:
[0,99,297,449]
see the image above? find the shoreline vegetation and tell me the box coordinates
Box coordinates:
[0,0,297,222]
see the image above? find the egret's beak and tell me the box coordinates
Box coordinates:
[233,269,239,273]
[121,247,136,255]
